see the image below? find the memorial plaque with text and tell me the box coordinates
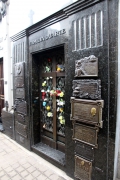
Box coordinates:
[15,100,27,115]
[16,121,27,138]
[75,155,92,180]
[73,123,98,148]
[15,77,24,88]
[75,141,94,161]
[75,55,98,77]
[72,79,101,99]
[15,88,25,99]
[70,97,104,128]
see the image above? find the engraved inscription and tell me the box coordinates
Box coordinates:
[15,88,25,99]
[73,123,98,148]
[72,79,101,99]
[75,142,94,161]
[70,97,104,128]
[75,55,98,77]
[75,155,92,180]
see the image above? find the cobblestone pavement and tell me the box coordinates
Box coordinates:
[0,132,73,180]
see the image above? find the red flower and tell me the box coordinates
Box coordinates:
[56,90,61,96]
[48,58,51,62]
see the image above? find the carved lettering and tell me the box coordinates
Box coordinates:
[29,29,66,46]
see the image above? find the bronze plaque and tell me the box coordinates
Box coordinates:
[15,100,27,115]
[73,123,98,148]
[16,121,27,138]
[75,155,92,180]
[75,141,94,161]
[75,55,98,77]
[15,88,25,99]
[16,113,25,123]
[70,97,104,128]
[15,62,24,77]
[15,77,24,88]
[72,79,101,99]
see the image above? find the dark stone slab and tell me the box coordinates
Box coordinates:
[1,110,14,139]
[15,100,27,115]
[16,121,27,138]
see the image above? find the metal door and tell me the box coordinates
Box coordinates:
[39,49,65,152]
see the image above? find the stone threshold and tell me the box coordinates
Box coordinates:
[32,142,65,166]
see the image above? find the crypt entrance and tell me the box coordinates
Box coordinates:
[31,46,66,165]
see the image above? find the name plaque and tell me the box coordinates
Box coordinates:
[75,55,98,77]
[73,123,98,148]
[75,141,94,161]
[15,88,25,99]
[15,100,27,115]
[72,79,101,99]
[75,155,92,180]
[15,77,24,88]
[70,97,104,128]
[15,62,25,77]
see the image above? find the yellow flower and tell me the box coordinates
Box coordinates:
[59,92,64,97]
[60,108,63,112]
[42,81,46,87]
[57,67,61,72]
[60,119,65,124]
[46,106,51,111]
[58,116,65,124]
[47,112,53,117]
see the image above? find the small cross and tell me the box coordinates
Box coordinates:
[28,9,34,26]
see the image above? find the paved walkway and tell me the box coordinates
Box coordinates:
[0,132,73,180]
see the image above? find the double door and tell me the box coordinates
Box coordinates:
[40,49,65,152]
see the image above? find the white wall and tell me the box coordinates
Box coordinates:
[2,1,13,111]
